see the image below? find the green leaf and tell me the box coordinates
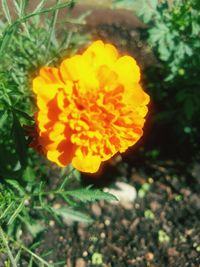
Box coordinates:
[184,98,195,120]
[13,108,33,121]
[27,257,33,267]
[7,198,25,225]
[33,0,48,13]
[0,202,15,221]
[148,0,158,10]
[184,45,193,56]
[45,0,60,61]
[72,169,81,181]
[138,0,157,23]
[0,25,16,55]
[19,0,29,16]
[5,179,25,195]
[15,249,22,265]
[0,109,8,128]
[22,1,74,22]
[113,0,137,10]
[22,166,36,182]
[12,0,21,16]
[192,21,200,35]
[65,188,117,203]
[52,207,93,223]
[176,91,186,102]
[25,221,45,238]
[12,112,27,167]
[1,0,12,24]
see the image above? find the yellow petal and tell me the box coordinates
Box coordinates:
[113,56,140,84]
[47,150,64,167]
[39,67,62,84]
[83,40,118,68]
[60,55,99,90]
[33,78,60,104]
[37,111,49,133]
[122,83,149,108]
[48,122,65,141]
[97,65,118,88]
[72,148,101,173]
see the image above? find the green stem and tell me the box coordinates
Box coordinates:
[0,0,72,55]
[59,167,75,190]
[19,244,53,267]
[3,232,53,267]
[45,0,60,61]
[0,226,17,267]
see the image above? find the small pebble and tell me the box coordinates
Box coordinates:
[82,251,88,257]
[148,177,154,183]
[49,220,55,227]
[145,252,154,261]
[53,203,61,209]
[59,236,64,241]
[104,219,110,226]
[24,199,30,205]
[100,232,106,239]
[135,203,140,209]
[168,248,180,257]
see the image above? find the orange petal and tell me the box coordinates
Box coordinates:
[57,139,75,166]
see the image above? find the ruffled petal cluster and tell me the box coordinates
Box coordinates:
[33,40,150,173]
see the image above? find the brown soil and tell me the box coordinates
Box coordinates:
[36,160,200,267]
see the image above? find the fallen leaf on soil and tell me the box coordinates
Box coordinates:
[145,252,154,261]
[131,173,146,184]
[129,218,140,231]
[75,258,86,267]
[167,247,180,257]
[91,203,102,217]
[150,201,161,211]
[66,257,72,267]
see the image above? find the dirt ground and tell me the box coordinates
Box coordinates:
[36,159,200,267]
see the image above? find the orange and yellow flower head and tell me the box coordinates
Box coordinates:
[33,40,150,173]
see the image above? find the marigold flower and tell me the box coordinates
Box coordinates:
[33,40,150,173]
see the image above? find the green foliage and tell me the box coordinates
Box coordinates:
[0,0,88,177]
[52,207,94,223]
[91,252,103,265]
[138,0,200,80]
[114,0,200,156]
[144,209,155,220]
[0,173,115,265]
[0,1,116,266]
[65,187,118,203]
[0,184,19,224]
[158,230,170,243]
[144,0,200,154]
